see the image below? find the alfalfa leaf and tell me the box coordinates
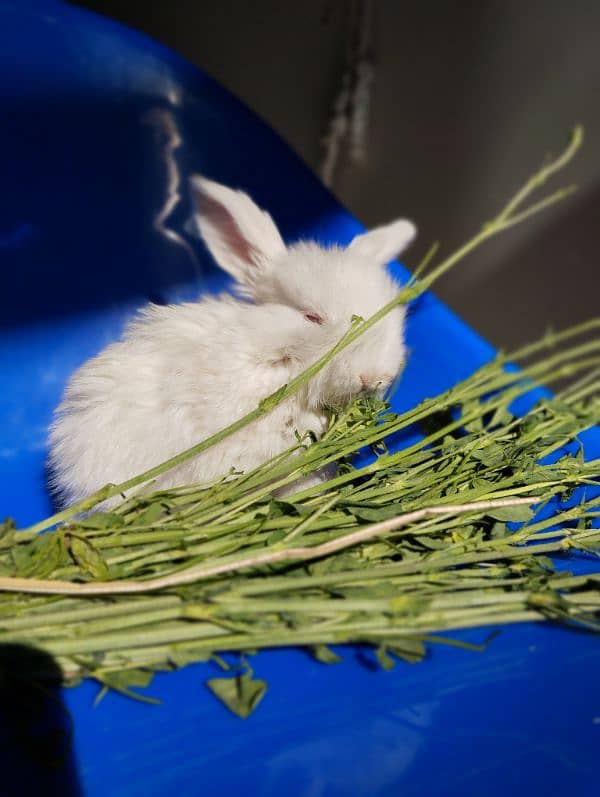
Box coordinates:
[265,529,287,546]
[94,668,160,705]
[348,504,403,522]
[490,521,509,539]
[133,503,165,526]
[486,505,534,523]
[462,399,484,433]
[471,443,506,467]
[375,646,396,671]
[310,645,342,664]
[68,535,110,580]
[388,637,426,663]
[11,532,68,578]
[167,647,212,668]
[77,512,124,530]
[206,666,267,718]
[0,518,15,546]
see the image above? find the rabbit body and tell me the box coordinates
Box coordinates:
[50,297,329,503]
[49,178,416,506]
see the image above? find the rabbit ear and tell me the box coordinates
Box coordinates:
[348,219,417,265]
[190,176,286,286]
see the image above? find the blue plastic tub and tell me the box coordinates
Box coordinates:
[1,2,599,795]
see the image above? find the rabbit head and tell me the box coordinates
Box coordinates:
[191,176,416,410]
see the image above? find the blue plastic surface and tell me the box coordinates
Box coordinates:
[0,2,599,796]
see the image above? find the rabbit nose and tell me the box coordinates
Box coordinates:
[360,374,391,393]
[359,374,375,391]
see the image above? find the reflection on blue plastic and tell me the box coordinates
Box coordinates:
[1,2,599,796]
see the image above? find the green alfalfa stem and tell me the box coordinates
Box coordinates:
[8,584,597,660]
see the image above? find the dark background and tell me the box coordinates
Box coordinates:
[72,0,600,348]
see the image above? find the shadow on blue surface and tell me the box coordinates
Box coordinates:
[0,643,82,796]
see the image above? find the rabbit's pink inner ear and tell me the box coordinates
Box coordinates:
[190,175,285,286]
[201,196,261,269]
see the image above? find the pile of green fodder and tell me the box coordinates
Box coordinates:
[1,318,599,713]
[0,127,598,716]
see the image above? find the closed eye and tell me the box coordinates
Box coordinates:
[304,312,324,325]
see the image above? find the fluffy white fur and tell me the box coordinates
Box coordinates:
[48,176,416,506]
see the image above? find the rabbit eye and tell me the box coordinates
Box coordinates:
[304,312,324,325]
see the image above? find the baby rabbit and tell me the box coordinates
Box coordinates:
[48,177,416,506]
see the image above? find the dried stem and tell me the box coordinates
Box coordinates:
[2,498,535,595]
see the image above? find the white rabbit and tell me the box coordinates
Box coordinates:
[48,177,416,506]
